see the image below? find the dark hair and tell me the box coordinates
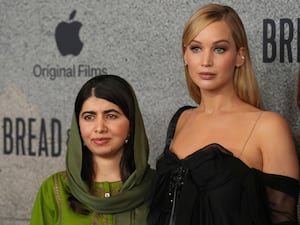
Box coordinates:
[298,69,300,110]
[75,75,136,187]
[69,75,136,214]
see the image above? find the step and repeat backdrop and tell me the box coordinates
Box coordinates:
[1,0,300,224]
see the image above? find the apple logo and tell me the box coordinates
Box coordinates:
[55,10,83,56]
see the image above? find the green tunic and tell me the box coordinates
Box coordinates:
[30,171,150,225]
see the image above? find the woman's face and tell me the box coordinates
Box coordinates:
[79,96,130,159]
[184,20,243,93]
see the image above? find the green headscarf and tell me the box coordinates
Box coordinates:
[66,75,154,215]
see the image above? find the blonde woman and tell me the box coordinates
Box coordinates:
[148,4,299,225]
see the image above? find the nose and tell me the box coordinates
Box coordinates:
[95,118,107,133]
[201,50,213,67]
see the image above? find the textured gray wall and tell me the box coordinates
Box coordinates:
[1,0,299,224]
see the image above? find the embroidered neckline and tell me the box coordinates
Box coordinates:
[91,181,123,198]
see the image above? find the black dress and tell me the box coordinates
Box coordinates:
[148,106,299,225]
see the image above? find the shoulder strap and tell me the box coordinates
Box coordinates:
[165,106,195,149]
[239,112,264,158]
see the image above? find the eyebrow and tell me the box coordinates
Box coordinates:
[104,109,121,114]
[80,109,121,117]
[190,39,230,45]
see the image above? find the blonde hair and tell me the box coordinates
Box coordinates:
[182,4,262,108]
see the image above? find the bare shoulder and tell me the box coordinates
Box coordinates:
[175,107,195,128]
[257,111,294,151]
[258,111,289,128]
[256,111,299,179]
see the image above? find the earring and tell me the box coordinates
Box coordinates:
[241,56,245,60]
[125,133,130,144]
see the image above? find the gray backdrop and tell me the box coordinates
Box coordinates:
[1,0,299,224]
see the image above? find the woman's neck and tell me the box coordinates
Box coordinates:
[92,156,122,182]
[199,90,242,114]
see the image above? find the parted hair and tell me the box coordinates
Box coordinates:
[69,75,136,214]
[182,3,263,108]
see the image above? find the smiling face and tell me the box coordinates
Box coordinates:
[184,20,243,93]
[79,96,130,159]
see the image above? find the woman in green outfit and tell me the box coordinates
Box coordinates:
[30,75,155,225]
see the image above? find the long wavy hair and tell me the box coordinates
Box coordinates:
[182,4,262,108]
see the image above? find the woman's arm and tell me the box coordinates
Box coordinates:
[257,111,299,225]
[30,174,58,225]
[259,111,299,179]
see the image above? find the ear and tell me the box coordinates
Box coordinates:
[235,47,246,67]
[183,52,188,65]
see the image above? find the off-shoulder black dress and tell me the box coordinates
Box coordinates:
[148,106,299,225]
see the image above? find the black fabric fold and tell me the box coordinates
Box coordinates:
[148,106,299,225]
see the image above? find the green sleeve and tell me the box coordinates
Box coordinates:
[30,174,59,225]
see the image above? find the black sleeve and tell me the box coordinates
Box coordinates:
[260,172,299,225]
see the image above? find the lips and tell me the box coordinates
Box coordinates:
[92,137,111,145]
[199,72,216,80]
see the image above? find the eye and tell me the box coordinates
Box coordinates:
[105,113,118,120]
[189,45,201,53]
[83,114,95,121]
[214,47,226,54]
